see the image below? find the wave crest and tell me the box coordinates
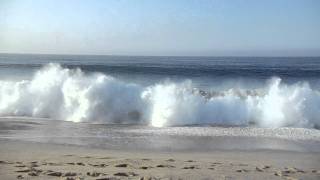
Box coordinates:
[0,64,319,128]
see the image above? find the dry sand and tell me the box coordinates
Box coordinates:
[0,139,319,180]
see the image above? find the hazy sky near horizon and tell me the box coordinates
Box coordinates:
[0,0,320,56]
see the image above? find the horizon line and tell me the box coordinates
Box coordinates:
[1,52,320,58]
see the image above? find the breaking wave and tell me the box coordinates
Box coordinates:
[0,64,319,128]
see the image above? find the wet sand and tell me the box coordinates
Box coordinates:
[0,139,319,180]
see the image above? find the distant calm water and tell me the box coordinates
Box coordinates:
[1,54,320,88]
[0,54,319,128]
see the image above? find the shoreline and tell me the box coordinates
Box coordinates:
[0,139,319,179]
[1,117,320,153]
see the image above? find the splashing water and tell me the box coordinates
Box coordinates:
[0,64,319,128]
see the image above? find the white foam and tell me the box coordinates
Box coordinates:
[0,64,319,128]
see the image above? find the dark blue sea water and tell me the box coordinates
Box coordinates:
[1,54,320,89]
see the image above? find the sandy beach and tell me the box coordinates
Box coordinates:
[0,117,320,179]
[0,139,319,180]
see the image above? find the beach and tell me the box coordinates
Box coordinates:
[0,117,319,179]
[0,139,320,180]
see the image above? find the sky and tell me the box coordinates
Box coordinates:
[0,0,320,56]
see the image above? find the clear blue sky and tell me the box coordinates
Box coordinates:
[0,0,319,56]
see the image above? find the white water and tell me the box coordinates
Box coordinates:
[0,64,319,128]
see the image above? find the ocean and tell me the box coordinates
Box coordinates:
[0,54,320,152]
